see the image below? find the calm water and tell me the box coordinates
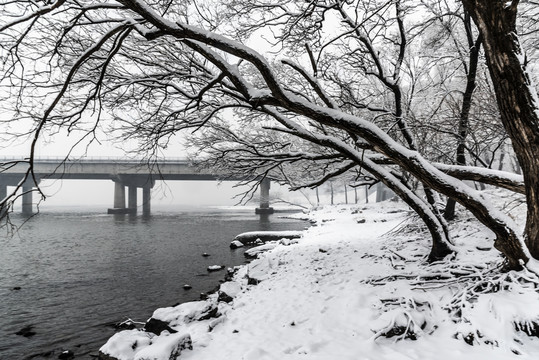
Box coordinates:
[0,206,307,359]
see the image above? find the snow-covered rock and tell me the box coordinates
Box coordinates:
[152,301,218,327]
[99,330,153,360]
[100,330,192,360]
[233,231,302,245]
[133,331,192,360]
[207,265,224,272]
[229,240,244,249]
[218,281,242,303]
[244,242,278,258]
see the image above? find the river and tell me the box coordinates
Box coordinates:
[0,206,308,359]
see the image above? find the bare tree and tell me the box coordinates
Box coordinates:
[460,0,539,261]
[0,0,536,268]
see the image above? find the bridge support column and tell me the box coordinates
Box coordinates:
[0,184,7,217]
[22,183,33,215]
[255,178,274,214]
[113,182,126,209]
[0,184,6,202]
[142,184,151,216]
[128,186,137,211]
[109,175,154,215]
[108,181,135,214]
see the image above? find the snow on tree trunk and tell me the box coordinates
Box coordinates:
[462,0,539,260]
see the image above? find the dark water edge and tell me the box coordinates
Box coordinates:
[0,205,308,359]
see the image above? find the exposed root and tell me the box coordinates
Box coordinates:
[366,257,539,347]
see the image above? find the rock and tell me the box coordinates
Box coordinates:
[218,281,242,303]
[98,351,118,360]
[223,267,237,282]
[202,252,211,257]
[58,350,75,359]
[183,284,192,290]
[233,231,302,245]
[218,292,234,303]
[207,265,225,272]
[12,286,21,291]
[230,240,244,249]
[197,306,220,321]
[246,275,261,285]
[99,330,191,360]
[144,318,177,336]
[99,329,153,360]
[15,325,36,337]
[357,218,366,224]
[134,332,192,360]
[244,243,278,258]
[152,301,219,327]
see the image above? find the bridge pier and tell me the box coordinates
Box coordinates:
[113,182,126,208]
[0,184,7,217]
[22,182,33,215]
[128,186,137,210]
[108,181,133,214]
[0,175,39,215]
[142,184,151,216]
[0,184,6,202]
[255,178,274,214]
[108,175,154,215]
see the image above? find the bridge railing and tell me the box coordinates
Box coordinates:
[0,155,190,164]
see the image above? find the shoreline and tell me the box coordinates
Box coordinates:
[2,208,309,360]
[97,225,308,359]
[98,197,539,360]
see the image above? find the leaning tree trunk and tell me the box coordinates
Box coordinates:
[462,0,539,260]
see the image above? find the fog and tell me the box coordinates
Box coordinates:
[8,178,313,212]
[0,132,317,211]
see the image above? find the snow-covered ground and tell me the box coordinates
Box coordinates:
[100,191,539,360]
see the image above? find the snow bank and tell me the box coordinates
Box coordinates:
[152,301,217,327]
[132,332,191,360]
[233,230,302,245]
[101,193,539,360]
[100,330,153,360]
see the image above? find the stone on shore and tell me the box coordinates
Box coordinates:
[232,231,302,246]
[145,318,177,336]
[229,240,244,249]
[15,325,36,337]
[152,301,219,327]
[218,281,242,303]
[207,265,225,272]
[99,329,191,360]
[244,243,279,258]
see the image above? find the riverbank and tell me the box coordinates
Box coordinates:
[1,207,310,359]
[100,191,539,359]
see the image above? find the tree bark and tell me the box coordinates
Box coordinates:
[461,0,539,259]
[445,17,482,220]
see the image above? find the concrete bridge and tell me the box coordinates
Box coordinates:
[0,157,274,216]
